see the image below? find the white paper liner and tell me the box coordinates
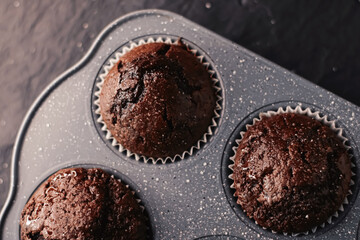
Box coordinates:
[228,105,355,236]
[93,36,222,164]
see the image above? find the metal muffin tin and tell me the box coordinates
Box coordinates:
[1,9,360,240]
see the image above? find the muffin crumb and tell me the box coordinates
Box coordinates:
[233,113,351,233]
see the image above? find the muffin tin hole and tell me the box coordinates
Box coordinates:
[220,101,359,238]
[91,34,223,164]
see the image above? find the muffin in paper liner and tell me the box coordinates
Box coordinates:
[20,167,152,239]
[93,36,222,164]
[228,105,355,236]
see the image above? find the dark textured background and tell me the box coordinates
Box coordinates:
[1,0,360,209]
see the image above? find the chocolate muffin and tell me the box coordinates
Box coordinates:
[232,113,351,233]
[99,41,216,158]
[20,168,147,240]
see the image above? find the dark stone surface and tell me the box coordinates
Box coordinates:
[0,0,359,209]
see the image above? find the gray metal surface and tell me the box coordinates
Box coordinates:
[1,9,360,240]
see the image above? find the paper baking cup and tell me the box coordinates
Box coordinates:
[228,105,355,236]
[93,36,222,164]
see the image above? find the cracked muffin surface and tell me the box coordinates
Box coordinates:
[20,168,147,240]
[100,41,216,158]
[233,113,351,233]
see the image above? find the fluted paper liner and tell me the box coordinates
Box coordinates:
[228,106,355,236]
[94,36,222,164]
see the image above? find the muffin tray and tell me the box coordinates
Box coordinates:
[1,9,360,239]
